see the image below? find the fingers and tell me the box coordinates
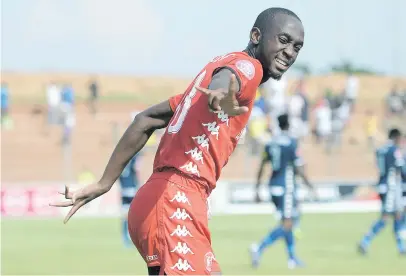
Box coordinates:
[230,106,249,116]
[228,74,239,95]
[63,199,88,224]
[195,86,210,95]
[49,201,73,207]
[210,97,222,111]
[58,185,74,199]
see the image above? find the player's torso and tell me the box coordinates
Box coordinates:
[154,52,263,192]
[268,135,297,192]
[376,144,400,189]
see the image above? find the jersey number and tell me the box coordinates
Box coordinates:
[168,70,207,134]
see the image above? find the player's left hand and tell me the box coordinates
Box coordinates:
[50,184,109,224]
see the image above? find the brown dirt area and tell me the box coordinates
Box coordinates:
[1,72,406,187]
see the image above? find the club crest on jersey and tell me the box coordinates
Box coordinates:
[236,60,255,80]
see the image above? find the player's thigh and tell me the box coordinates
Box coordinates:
[275,193,298,221]
[380,191,402,216]
[127,177,169,267]
[161,182,220,275]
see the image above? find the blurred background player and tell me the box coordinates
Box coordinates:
[401,138,406,238]
[358,128,405,255]
[251,114,315,269]
[119,153,141,247]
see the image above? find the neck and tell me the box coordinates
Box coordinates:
[244,44,270,84]
[243,45,257,59]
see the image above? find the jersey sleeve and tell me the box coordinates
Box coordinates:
[168,93,184,112]
[220,58,263,106]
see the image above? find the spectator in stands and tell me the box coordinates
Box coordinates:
[288,79,309,140]
[385,84,403,117]
[402,88,406,115]
[1,82,12,129]
[1,82,9,120]
[313,97,332,152]
[345,73,359,113]
[248,95,269,155]
[262,76,288,135]
[88,78,99,117]
[46,82,61,125]
[60,84,76,145]
[365,109,378,150]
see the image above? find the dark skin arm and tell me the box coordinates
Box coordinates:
[51,69,241,223]
[99,101,173,188]
[295,165,317,199]
[255,155,271,202]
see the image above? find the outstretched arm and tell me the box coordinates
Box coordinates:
[99,100,173,189]
[51,100,174,223]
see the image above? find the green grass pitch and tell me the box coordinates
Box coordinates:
[1,213,405,275]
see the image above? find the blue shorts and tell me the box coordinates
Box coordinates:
[380,189,403,214]
[272,193,299,220]
[120,186,138,213]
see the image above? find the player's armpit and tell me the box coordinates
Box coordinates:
[209,68,241,92]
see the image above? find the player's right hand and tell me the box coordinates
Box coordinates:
[196,74,249,116]
[49,184,109,224]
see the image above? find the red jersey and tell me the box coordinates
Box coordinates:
[153,52,263,193]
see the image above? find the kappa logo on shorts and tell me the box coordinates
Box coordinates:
[236,60,255,80]
[170,208,193,221]
[204,252,216,272]
[171,242,195,255]
[170,191,191,205]
[170,225,193,237]
[171,258,196,272]
[146,255,158,262]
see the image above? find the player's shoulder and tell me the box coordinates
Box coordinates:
[210,51,263,81]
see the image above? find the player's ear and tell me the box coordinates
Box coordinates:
[250,27,261,45]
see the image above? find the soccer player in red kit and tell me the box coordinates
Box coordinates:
[51,7,304,275]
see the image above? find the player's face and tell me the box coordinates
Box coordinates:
[258,15,304,81]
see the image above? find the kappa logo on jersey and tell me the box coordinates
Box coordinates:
[214,111,229,126]
[170,208,193,221]
[169,191,191,205]
[171,258,196,272]
[236,60,255,80]
[202,121,220,140]
[192,134,209,151]
[170,225,193,237]
[180,161,200,176]
[204,252,216,272]
[170,242,195,255]
[185,147,204,164]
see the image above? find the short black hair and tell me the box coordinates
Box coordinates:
[278,114,289,130]
[388,128,401,139]
[253,7,301,35]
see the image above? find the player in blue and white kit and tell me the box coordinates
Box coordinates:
[400,144,406,238]
[358,128,405,255]
[119,153,141,247]
[250,114,315,269]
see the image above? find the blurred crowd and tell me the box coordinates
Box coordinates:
[246,74,406,155]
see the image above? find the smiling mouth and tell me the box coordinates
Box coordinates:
[275,57,289,68]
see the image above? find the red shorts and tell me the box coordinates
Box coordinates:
[128,171,220,275]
